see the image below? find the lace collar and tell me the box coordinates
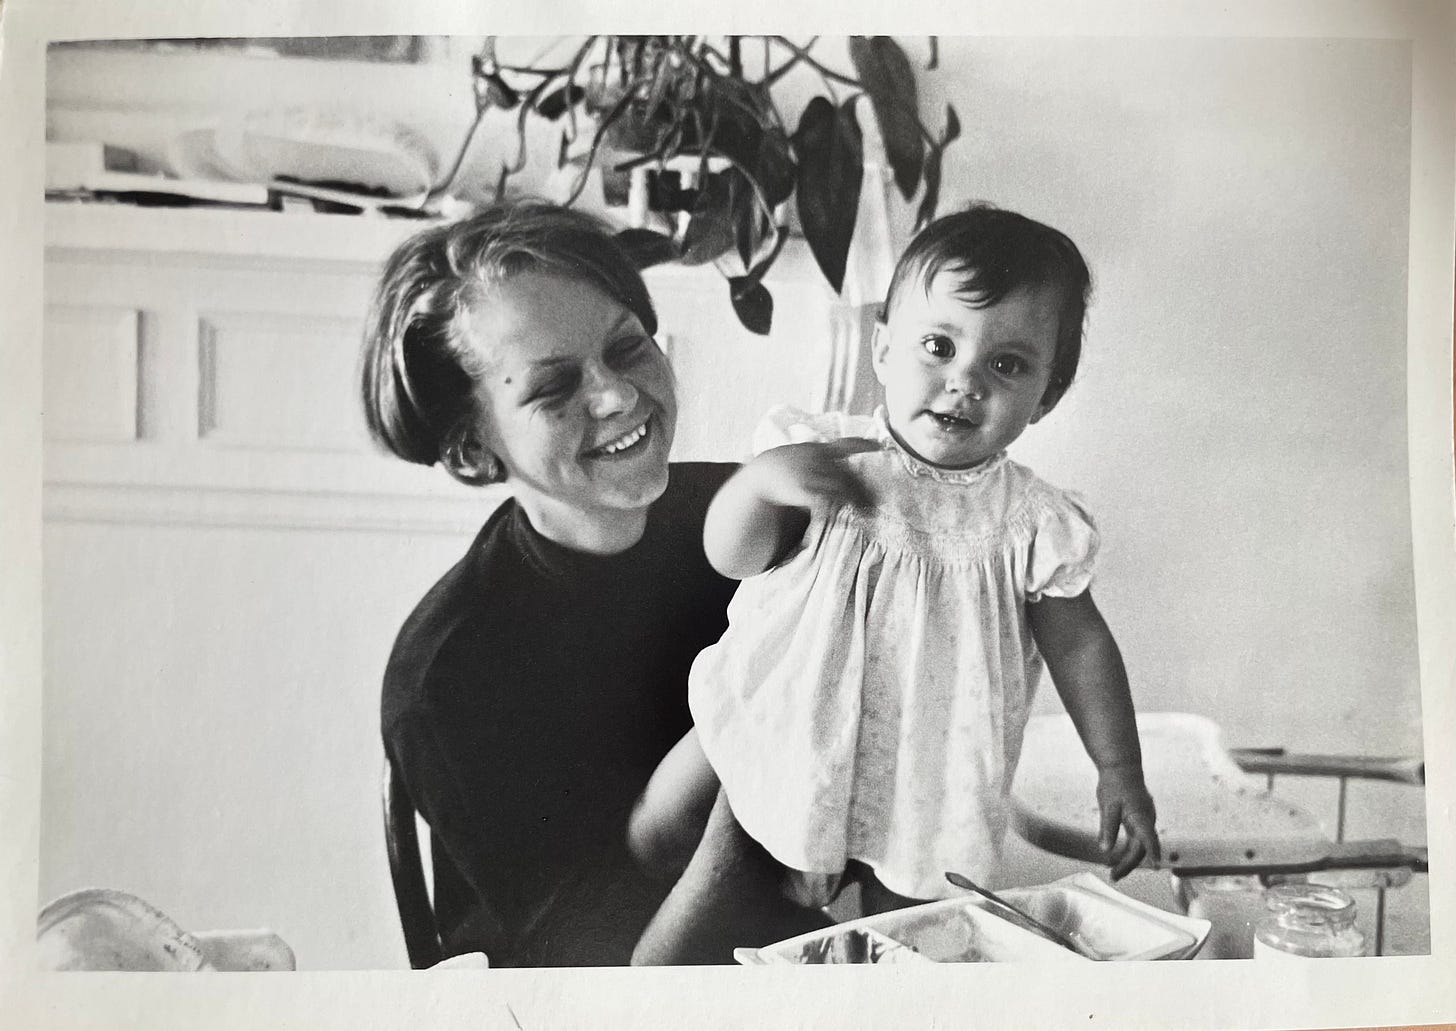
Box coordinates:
[871,406,1008,485]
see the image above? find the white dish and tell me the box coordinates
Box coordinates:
[38,888,213,971]
[994,872,1210,961]
[170,109,437,198]
[759,925,931,965]
[739,893,1078,965]
[737,872,1210,965]
[865,898,1083,963]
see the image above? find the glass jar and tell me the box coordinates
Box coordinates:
[1253,884,1369,958]
[1173,874,1266,959]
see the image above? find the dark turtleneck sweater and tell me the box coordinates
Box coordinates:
[381,462,738,966]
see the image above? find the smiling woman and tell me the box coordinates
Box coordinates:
[358,200,823,966]
[456,271,678,551]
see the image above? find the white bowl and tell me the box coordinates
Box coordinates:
[37,888,213,971]
[202,108,437,197]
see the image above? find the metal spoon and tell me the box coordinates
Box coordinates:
[944,871,1090,958]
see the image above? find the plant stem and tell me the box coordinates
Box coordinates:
[760,35,821,88]
[561,36,601,144]
[564,84,639,206]
[771,36,941,150]
[423,107,486,207]
[769,37,858,88]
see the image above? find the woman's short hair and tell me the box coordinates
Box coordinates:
[882,203,1092,407]
[360,200,658,466]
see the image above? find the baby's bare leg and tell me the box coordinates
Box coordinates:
[627,728,721,880]
[855,864,924,915]
[632,788,830,965]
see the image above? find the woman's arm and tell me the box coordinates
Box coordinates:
[1027,590,1160,879]
[703,439,878,579]
[385,714,512,959]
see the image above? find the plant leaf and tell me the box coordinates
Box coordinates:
[793,96,863,296]
[679,171,736,265]
[928,37,939,71]
[472,62,520,112]
[728,277,773,335]
[725,220,789,336]
[915,146,942,231]
[848,36,923,201]
[615,228,680,270]
[747,218,788,280]
[536,83,586,120]
[727,168,762,268]
[754,128,797,206]
[699,78,795,207]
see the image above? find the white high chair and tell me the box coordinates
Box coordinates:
[1010,713,1427,957]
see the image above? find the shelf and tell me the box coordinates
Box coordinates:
[45,201,429,268]
[43,199,828,285]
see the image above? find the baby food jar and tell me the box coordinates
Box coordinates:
[1253,884,1369,958]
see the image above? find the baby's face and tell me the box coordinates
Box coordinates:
[872,269,1061,469]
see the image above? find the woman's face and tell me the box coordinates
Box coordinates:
[462,270,677,527]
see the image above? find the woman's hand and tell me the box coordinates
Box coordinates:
[704,438,878,580]
[1095,762,1161,880]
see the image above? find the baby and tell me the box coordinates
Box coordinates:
[631,204,1160,963]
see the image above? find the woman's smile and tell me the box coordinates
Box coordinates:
[585,412,654,458]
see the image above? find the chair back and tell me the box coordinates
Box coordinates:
[382,756,444,969]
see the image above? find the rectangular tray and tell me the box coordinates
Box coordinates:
[736,872,1209,964]
[994,872,1208,960]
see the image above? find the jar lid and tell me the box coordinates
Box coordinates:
[1262,883,1355,917]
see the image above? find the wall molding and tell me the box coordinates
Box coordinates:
[196,310,369,453]
[42,304,142,444]
[44,480,503,536]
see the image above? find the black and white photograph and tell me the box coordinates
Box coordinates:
[2,3,1453,1029]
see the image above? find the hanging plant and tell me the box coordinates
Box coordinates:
[427,36,961,335]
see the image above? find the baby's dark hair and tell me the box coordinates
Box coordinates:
[882,203,1092,407]
[359,200,658,466]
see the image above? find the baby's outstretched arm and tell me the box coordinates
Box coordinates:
[704,438,878,579]
[1027,591,1161,880]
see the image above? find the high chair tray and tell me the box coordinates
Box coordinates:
[1011,712,1334,870]
[734,873,1210,964]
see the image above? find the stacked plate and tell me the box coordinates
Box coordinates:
[167,108,438,202]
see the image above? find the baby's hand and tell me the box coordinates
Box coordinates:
[747,438,879,513]
[1095,763,1161,881]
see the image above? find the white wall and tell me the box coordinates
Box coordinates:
[920,37,1419,750]
[39,36,1427,968]
[41,519,475,969]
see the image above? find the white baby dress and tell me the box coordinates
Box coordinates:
[688,406,1100,902]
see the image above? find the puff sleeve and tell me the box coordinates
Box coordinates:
[1024,490,1100,602]
[750,405,871,455]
